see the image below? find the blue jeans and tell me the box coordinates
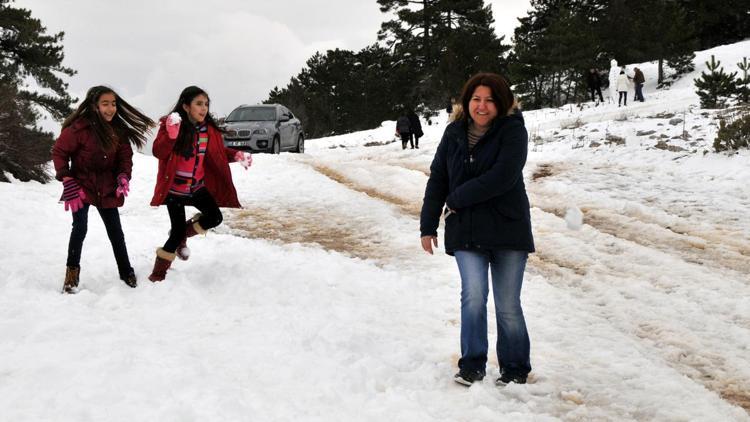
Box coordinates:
[455,250,531,376]
[635,83,644,101]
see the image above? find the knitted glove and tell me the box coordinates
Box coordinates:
[235,151,252,169]
[116,173,130,197]
[166,112,182,140]
[61,178,86,213]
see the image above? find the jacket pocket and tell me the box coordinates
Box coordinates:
[444,208,460,249]
[492,201,523,220]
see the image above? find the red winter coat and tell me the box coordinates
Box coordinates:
[150,119,241,208]
[51,118,133,209]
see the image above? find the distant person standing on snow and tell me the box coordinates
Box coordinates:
[633,67,645,102]
[148,86,252,282]
[420,73,534,388]
[586,68,604,104]
[407,109,423,149]
[608,59,620,103]
[617,69,630,106]
[396,114,413,149]
[51,86,155,293]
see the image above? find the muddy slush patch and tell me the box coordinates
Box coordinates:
[532,163,558,181]
[226,206,389,262]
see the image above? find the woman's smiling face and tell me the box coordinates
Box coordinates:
[468,85,498,129]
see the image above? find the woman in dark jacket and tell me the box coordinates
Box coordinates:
[407,110,424,149]
[52,86,154,293]
[420,73,534,387]
[148,86,251,282]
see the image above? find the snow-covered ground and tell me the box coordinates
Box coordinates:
[1,41,749,421]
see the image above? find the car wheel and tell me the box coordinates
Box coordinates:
[272,136,280,154]
[294,135,304,153]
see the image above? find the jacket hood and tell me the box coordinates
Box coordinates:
[446,108,525,138]
[69,117,93,132]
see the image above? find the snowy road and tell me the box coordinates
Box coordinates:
[2,40,750,421]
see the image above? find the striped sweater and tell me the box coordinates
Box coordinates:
[169,123,209,196]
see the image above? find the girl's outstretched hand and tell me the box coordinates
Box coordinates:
[166,112,181,140]
[235,151,252,170]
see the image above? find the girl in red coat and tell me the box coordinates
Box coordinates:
[52,86,155,293]
[149,86,252,282]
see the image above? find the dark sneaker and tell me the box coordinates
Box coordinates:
[495,373,527,386]
[454,369,485,386]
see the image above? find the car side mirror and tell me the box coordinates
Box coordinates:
[279,115,290,122]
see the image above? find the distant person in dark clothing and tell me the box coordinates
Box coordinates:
[633,67,645,102]
[407,110,423,149]
[446,97,454,114]
[396,115,412,150]
[586,68,604,104]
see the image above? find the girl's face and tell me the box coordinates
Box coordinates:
[469,85,498,129]
[96,92,117,122]
[183,94,209,123]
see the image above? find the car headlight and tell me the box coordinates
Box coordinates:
[253,129,268,135]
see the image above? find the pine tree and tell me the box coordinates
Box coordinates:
[677,0,750,50]
[0,0,76,182]
[0,0,76,119]
[266,45,396,138]
[509,0,604,108]
[694,55,738,109]
[377,0,508,109]
[0,81,55,182]
[735,57,750,104]
[599,0,697,87]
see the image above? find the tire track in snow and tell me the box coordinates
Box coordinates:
[526,164,750,413]
[223,157,422,266]
[527,161,750,277]
[336,157,750,412]
[307,162,423,217]
[239,154,748,418]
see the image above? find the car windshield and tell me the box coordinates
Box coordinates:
[226,107,276,122]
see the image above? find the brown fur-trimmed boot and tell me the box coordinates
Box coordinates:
[148,248,176,282]
[176,213,207,261]
[62,266,80,294]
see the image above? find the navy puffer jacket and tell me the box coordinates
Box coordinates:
[420,110,535,255]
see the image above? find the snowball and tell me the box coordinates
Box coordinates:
[565,206,583,230]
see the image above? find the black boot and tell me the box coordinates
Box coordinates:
[120,269,137,288]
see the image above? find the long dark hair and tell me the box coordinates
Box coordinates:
[456,73,517,125]
[167,86,222,157]
[62,85,154,151]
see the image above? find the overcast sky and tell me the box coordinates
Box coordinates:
[15,0,531,131]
